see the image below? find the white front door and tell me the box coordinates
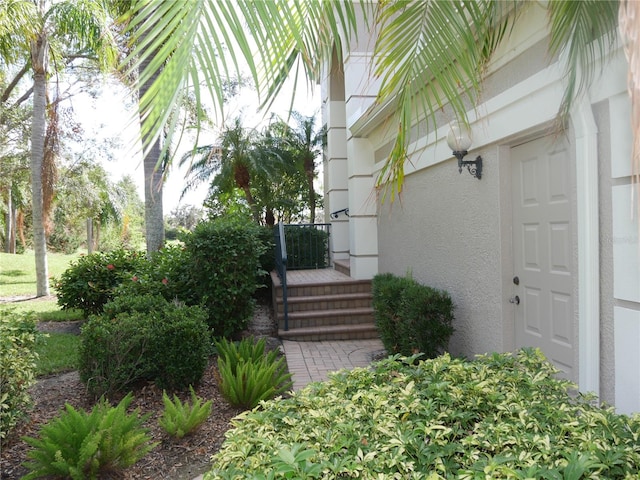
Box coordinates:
[511,135,576,381]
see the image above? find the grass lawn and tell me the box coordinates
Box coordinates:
[1,251,84,377]
[35,333,81,376]
[0,251,84,321]
[0,250,82,297]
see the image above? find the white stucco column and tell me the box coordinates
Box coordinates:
[346,137,378,279]
[325,98,350,262]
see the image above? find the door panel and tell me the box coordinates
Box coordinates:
[512,136,576,381]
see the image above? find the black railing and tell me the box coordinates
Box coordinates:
[274,223,289,331]
[330,208,349,219]
[282,223,331,270]
[273,223,332,331]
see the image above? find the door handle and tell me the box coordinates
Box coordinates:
[509,295,520,305]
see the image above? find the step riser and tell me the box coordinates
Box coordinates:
[274,282,371,298]
[279,330,379,341]
[272,272,379,342]
[276,297,372,314]
[279,313,374,330]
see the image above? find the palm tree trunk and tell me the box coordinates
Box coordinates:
[138,18,164,254]
[4,185,13,253]
[143,137,164,253]
[304,156,316,224]
[30,34,50,296]
[242,185,260,224]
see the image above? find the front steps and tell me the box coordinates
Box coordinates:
[271,270,378,341]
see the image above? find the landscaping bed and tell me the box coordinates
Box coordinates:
[0,303,277,480]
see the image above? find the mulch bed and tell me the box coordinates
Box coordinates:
[0,303,279,480]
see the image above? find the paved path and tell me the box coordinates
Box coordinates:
[281,338,385,390]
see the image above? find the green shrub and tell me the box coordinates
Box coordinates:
[159,386,213,438]
[183,218,266,337]
[206,349,640,479]
[284,226,329,269]
[372,272,454,357]
[79,294,210,397]
[0,310,42,440]
[215,337,292,409]
[22,393,156,480]
[113,244,197,305]
[53,249,145,316]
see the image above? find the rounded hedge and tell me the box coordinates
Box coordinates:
[79,294,210,397]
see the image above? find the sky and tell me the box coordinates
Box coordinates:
[72,73,322,215]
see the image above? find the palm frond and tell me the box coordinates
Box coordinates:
[618,0,640,187]
[372,0,518,200]
[547,0,619,124]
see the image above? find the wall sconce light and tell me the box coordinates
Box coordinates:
[447,122,482,179]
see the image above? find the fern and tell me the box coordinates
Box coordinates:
[217,356,292,409]
[159,386,213,438]
[22,393,157,480]
[215,336,292,409]
[213,337,280,374]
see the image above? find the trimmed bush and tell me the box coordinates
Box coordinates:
[0,310,42,440]
[79,294,210,397]
[113,244,197,305]
[53,249,145,316]
[183,218,266,337]
[206,349,640,479]
[372,272,454,357]
[22,393,156,480]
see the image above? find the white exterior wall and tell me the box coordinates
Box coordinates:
[323,4,640,411]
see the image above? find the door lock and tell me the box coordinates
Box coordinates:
[509,295,520,305]
[513,276,519,285]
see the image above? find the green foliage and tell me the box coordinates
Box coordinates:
[284,226,329,270]
[372,272,454,357]
[0,310,42,440]
[214,337,292,409]
[113,244,197,305]
[206,349,640,479]
[257,226,276,278]
[53,249,145,316]
[22,393,156,480]
[159,386,213,439]
[183,218,265,337]
[79,294,210,397]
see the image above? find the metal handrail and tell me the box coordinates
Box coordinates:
[330,207,349,219]
[274,223,289,331]
[282,223,331,270]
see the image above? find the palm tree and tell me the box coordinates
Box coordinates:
[180,118,269,224]
[1,0,118,295]
[110,0,166,254]
[278,112,323,224]
[125,1,631,201]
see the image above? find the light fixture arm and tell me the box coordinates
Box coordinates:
[453,150,482,180]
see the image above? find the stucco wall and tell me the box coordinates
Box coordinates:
[377,153,505,358]
[326,2,639,410]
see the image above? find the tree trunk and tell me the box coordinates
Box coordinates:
[143,138,164,253]
[30,34,49,296]
[4,187,13,253]
[87,218,93,254]
[138,23,164,255]
[305,155,316,224]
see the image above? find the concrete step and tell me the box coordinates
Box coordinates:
[278,307,374,330]
[275,292,373,314]
[278,323,378,341]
